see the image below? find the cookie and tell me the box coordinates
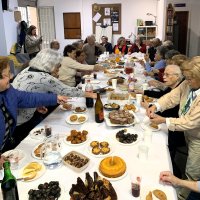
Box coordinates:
[90,141,99,148]
[70,115,78,122]
[101,147,110,154]
[100,141,109,147]
[92,147,101,155]
[153,189,167,200]
[78,116,86,123]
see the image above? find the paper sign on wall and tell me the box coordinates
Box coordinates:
[93,12,101,22]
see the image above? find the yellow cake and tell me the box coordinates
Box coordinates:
[99,156,126,178]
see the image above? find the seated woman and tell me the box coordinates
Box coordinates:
[100,36,113,54]
[0,57,67,152]
[59,45,103,87]
[147,38,162,62]
[113,36,128,55]
[12,48,97,145]
[147,56,200,200]
[128,36,146,54]
[139,65,186,178]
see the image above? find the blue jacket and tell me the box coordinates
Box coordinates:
[0,86,57,148]
[145,59,166,72]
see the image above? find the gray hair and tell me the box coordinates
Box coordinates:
[165,49,180,60]
[166,64,183,80]
[29,48,62,72]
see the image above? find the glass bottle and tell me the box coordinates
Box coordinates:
[1,161,19,200]
[85,79,94,108]
[94,92,104,123]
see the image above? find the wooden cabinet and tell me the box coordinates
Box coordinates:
[165,3,174,41]
[136,26,157,44]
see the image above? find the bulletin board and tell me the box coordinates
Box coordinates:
[92,3,121,34]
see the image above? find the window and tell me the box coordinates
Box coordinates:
[63,13,81,39]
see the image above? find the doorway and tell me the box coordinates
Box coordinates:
[173,11,189,55]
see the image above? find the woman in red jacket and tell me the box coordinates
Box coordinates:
[128,36,146,54]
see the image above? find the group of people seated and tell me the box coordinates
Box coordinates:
[0,25,200,200]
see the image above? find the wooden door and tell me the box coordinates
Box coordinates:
[174,11,189,54]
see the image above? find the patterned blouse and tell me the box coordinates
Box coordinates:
[12,67,84,125]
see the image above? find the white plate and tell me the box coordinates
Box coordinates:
[29,126,46,140]
[3,149,25,163]
[83,74,93,79]
[123,104,139,112]
[72,107,87,114]
[65,114,88,125]
[20,162,46,182]
[31,143,44,160]
[87,141,113,158]
[105,112,139,127]
[90,80,100,84]
[141,116,161,132]
[59,104,72,111]
[140,186,169,200]
[63,133,88,146]
[98,170,128,182]
[115,129,142,146]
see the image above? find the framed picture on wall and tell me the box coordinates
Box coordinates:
[103,18,111,26]
[113,23,119,31]
[104,8,110,16]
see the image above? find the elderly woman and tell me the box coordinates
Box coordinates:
[25,25,42,59]
[12,49,96,144]
[113,36,128,55]
[0,57,67,153]
[83,35,105,65]
[147,56,200,200]
[128,36,146,54]
[139,65,186,178]
[59,45,103,87]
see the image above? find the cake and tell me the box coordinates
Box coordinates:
[109,110,134,125]
[99,156,126,178]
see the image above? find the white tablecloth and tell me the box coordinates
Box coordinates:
[0,68,178,200]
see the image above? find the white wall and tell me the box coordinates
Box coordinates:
[38,0,161,52]
[167,0,200,56]
[0,0,18,55]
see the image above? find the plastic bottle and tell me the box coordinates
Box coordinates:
[94,92,104,123]
[1,161,19,200]
[85,80,94,108]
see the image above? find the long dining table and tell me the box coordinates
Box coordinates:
[0,61,178,200]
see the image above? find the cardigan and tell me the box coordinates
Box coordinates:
[0,86,57,149]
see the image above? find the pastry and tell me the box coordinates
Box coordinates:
[22,162,42,180]
[153,189,167,200]
[101,147,110,154]
[109,110,134,125]
[78,116,86,123]
[149,122,159,129]
[90,141,99,148]
[63,103,72,110]
[146,191,153,200]
[100,141,109,147]
[99,156,126,178]
[70,115,78,122]
[92,147,101,155]
[34,143,44,157]
[75,107,86,113]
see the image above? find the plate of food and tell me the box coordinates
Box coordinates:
[62,151,90,172]
[88,140,113,157]
[98,156,128,181]
[105,110,138,127]
[123,104,139,112]
[69,172,118,199]
[65,114,88,125]
[115,129,141,145]
[141,116,161,132]
[31,143,45,159]
[73,107,87,114]
[104,103,120,111]
[29,126,46,140]
[63,129,88,146]
[3,149,26,165]
[20,162,46,182]
[59,103,72,111]
[140,186,168,200]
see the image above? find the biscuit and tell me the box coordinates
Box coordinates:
[92,147,101,155]
[100,141,109,147]
[90,141,99,148]
[149,123,159,129]
[70,115,78,122]
[146,191,153,200]
[78,116,86,123]
[153,189,167,200]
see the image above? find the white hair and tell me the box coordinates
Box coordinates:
[166,64,183,80]
[29,48,62,72]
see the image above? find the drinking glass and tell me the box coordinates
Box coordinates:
[41,135,62,169]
